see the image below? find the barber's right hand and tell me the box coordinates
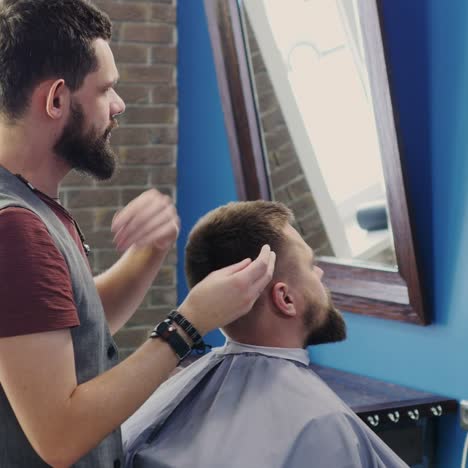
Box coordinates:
[178,244,276,335]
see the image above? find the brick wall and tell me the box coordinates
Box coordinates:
[245,20,333,256]
[60,0,178,360]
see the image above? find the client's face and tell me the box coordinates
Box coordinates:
[303,290,347,346]
[282,224,347,348]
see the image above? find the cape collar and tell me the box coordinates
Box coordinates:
[215,338,310,366]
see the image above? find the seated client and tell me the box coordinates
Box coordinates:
[122,201,408,468]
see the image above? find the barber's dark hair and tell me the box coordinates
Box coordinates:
[185,200,294,288]
[0,0,112,120]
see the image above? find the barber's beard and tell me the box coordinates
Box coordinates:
[54,101,118,180]
[304,290,347,347]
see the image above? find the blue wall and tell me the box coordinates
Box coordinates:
[178,1,468,465]
[177,0,237,345]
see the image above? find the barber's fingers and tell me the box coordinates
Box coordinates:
[250,248,276,293]
[115,203,179,251]
[112,189,172,235]
[214,258,253,276]
[223,245,276,310]
[235,244,275,284]
[133,217,180,250]
[111,189,178,251]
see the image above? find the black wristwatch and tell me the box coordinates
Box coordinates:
[150,319,191,362]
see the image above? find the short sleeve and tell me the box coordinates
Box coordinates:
[0,207,80,338]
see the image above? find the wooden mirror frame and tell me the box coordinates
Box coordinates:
[204,0,429,325]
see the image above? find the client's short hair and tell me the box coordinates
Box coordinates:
[185,200,293,288]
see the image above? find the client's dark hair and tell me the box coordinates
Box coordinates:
[185,200,293,288]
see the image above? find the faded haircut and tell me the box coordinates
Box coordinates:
[185,200,294,288]
[0,0,112,120]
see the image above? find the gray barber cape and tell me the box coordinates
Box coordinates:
[122,340,408,468]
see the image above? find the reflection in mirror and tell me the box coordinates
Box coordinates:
[240,0,397,269]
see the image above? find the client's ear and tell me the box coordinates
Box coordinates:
[271,282,297,318]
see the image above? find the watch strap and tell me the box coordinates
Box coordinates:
[150,319,191,362]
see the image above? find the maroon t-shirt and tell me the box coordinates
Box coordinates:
[0,191,87,337]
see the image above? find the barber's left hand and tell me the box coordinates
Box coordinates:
[111,189,180,253]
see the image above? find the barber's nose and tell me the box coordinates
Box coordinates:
[110,90,126,117]
[316,266,324,279]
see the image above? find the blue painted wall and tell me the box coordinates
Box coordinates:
[177,0,236,345]
[178,1,468,465]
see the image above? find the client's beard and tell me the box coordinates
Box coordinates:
[304,291,347,347]
[54,101,118,180]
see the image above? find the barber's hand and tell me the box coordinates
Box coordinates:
[178,245,276,335]
[111,189,180,253]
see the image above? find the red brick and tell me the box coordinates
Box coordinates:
[254,71,274,96]
[119,146,176,165]
[270,160,303,190]
[120,65,174,84]
[151,166,177,186]
[164,247,178,265]
[273,187,291,205]
[154,266,176,286]
[258,91,278,114]
[261,107,285,132]
[116,85,151,105]
[99,167,150,186]
[112,44,149,64]
[111,24,122,42]
[264,126,290,152]
[121,188,145,205]
[94,208,119,231]
[287,177,310,200]
[85,230,116,250]
[299,215,329,241]
[122,24,174,44]
[152,85,177,104]
[111,126,177,146]
[157,187,175,198]
[95,1,149,21]
[151,46,177,65]
[152,4,176,23]
[127,307,169,327]
[251,50,266,75]
[61,170,94,187]
[289,194,318,220]
[66,189,121,209]
[120,186,175,206]
[122,106,176,125]
[275,142,297,166]
[150,287,178,306]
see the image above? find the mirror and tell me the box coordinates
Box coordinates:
[204,0,429,324]
[240,0,396,269]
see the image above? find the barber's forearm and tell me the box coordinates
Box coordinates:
[43,338,178,468]
[95,245,167,335]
